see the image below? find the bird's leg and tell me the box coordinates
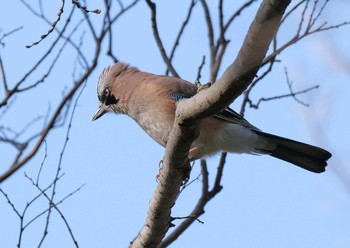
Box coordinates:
[181,162,192,184]
[182,173,190,184]
[156,146,197,183]
[156,158,191,184]
[188,147,199,161]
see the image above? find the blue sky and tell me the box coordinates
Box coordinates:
[1,1,350,247]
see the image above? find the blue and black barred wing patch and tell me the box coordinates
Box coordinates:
[169,92,192,101]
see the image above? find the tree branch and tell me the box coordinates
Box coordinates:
[145,0,179,78]
[25,0,66,48]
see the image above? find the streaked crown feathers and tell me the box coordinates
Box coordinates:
[97,62,132,101]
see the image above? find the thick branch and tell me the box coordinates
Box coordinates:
[159,155,226,247]
[131,0,290,247]
[130,123,198,247]
[178,0,290,121]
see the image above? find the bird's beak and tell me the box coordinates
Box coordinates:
[92,104,107,121]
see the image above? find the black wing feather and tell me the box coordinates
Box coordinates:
[169,92,257,129]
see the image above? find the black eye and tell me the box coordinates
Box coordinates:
[104,88,110,96]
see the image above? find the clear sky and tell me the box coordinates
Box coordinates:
[1,1,350,247]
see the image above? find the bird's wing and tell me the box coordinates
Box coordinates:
[169,92,259,130]
[215,107,260,130]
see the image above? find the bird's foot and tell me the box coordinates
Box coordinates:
[155,159,163,182]
[195,80,212,93]
[156,155,193,184]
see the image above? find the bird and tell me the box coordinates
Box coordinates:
[92,62,331,173]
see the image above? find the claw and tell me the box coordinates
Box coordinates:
[195,81,212,93]
[156,159,164,182]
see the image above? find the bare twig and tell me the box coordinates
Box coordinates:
[0,188,21,218]
[110,0,140,23]
[209,153,226,197]
[203,0,256,83]
[247,85,319,110]
[179,170,201,193]
[105,0,118,62]
[0,173,66,247]
[0,26,23,47]
[200,0,214,51]
[195,56,206,83]
[171,215,204,225]
[241,0,350,117]
[13,116,43,140]
[0,54,94,183]
[72,30,87,79]
[25,173,79,248]
[19,18,86,92]
[25,0,65,48]
[264,0,350,65]
[20,173,66,247]
[284,66,310,106]
[281,0,306,26]
[0,7,76,108]
[200,0,217,82]
[24,0,100,48]
[72,0,101,14]
[36,140,48,184]
[38,80,86,247]
[145,0,179,77]
[105,0,139,60]
[1,0,139,184]
[240,60,276,116]
[165,0,197,76]
[24,182,85,230]
[21,0,90,67]
[218,0,224,41]
[223,0,257,33]
[0,56,9,95]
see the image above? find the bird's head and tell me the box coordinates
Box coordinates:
[92,62,130,121]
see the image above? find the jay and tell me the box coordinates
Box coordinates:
[92,62,331,173]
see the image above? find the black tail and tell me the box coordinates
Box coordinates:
[254,131,332,173]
